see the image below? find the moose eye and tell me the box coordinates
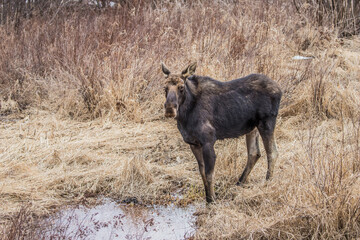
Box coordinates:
[179,86,184,93]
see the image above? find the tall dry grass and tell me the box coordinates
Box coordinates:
[0,0,360,239]
[294,0,360,36]
[1,0,358,120]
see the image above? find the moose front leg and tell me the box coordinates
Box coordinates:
[202,142,216,203]
[189,145,208,198]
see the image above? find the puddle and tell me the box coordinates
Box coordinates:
[44,198,196,240]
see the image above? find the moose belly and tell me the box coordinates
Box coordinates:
[214,115,258,140]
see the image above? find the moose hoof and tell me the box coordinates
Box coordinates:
[266,173,273,181]
[206,197,216,204]
[236,181,250,188]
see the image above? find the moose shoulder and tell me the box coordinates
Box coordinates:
[162,63,282,203]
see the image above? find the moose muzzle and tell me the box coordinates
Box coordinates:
[164,92,178,118]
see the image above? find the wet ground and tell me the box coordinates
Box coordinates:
[44,198,196,240]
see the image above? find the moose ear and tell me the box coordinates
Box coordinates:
[161,63,171,76]
[181,62,197,77]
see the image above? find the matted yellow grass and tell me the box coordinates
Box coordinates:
[1,107,360,238]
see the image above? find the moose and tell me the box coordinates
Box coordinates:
[161,62,282,203]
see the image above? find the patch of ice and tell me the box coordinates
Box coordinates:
[45,198,196,240]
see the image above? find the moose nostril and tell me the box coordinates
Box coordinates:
[165,103,177,109]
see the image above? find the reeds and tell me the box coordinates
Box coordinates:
[293,0,360,36]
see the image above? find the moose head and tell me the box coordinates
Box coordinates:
[161,62,197,118]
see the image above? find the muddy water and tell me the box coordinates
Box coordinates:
[45,198,196,240]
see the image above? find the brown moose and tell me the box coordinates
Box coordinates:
[161,62,282,203]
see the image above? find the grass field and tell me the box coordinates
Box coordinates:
[1,0,360,239]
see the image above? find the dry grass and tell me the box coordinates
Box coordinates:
[0,0,360,239]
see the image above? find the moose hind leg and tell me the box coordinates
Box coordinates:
[264,134,278,180]
[237,129,261,185]
[258,118,279,180]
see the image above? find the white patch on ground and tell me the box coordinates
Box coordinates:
[292,55,314,60]
[45,198,196,240]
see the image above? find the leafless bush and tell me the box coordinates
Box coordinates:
[2,0,356,119]
[1,205,39,240]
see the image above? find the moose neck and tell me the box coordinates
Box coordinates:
[177,85,196,124]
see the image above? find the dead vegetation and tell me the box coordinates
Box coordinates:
[0,0,360,239]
